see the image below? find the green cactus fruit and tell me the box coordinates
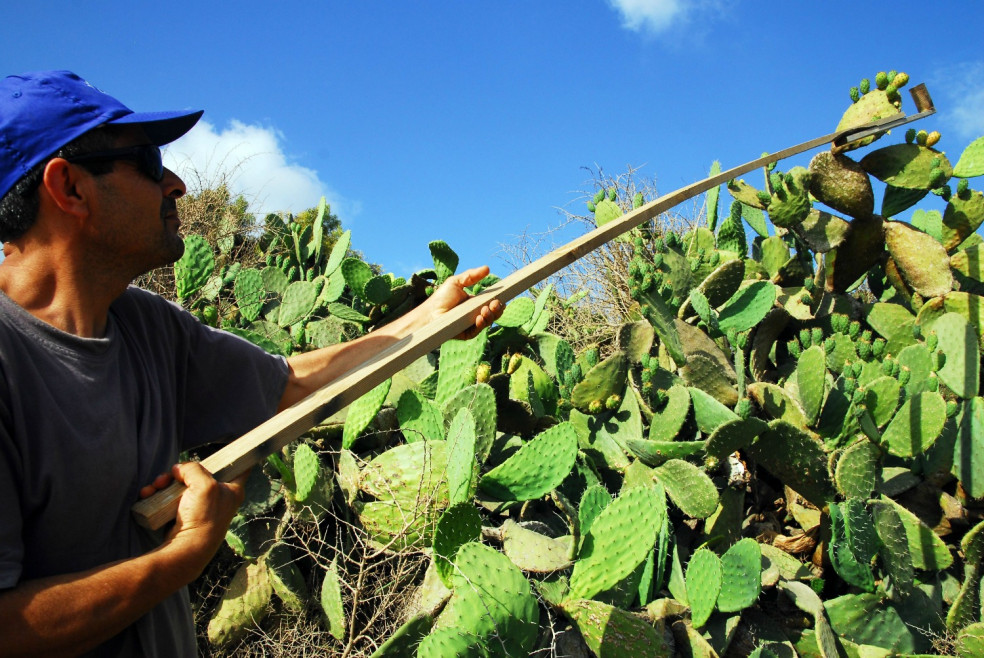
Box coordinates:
[653,458,719,519]
[568,485,664,602]
[716,538,762,613]
[849,86,860,103]
[942,187,984,252]
[479,422,578,501]
[571,350,628,413]
[207,560,274,646]
[807,151,874,219]
[916,130,929,146]
[685,547,722,628]
[433,502,482,587]
[561,598,670,657]
[592,188,606,205]
[435,328,488,407]
[746,420,837,508]
[432,541,539,657]
[341,378,392,449]
[501,519,574,573]
[398,389,446,443]
[881,390,947,457]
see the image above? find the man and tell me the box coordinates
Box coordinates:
[0,70,501,656]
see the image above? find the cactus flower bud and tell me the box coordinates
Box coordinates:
[831,314,849,335]
[476,362,492,383]
[850,86,860,103]
[927,374,939,392]
[587,200,596,213]
[799,329,812,349]
[958,178,970,197]
[905,128,916,144]
[605,394,622,411]
[507,352,523,375]
[875,72,889,90]
[926,332,939,352]
[811,327,824,346]
[898,367,911,387]
[588,399,604,414]
[787,339,802,359]
[916,130,928,146]
[849,321,861,339]
[859,78,871,94]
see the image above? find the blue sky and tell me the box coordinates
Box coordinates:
[3,1,983,277]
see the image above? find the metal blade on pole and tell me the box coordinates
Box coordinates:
[132,86,935,530]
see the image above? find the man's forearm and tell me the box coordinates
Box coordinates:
[0,543,197,658]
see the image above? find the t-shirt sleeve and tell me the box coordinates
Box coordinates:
[178,316,290,449]
[0,376,24,588]
[119,288,290,451]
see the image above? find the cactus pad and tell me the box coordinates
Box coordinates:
[342,378,392,448]
[207,560,273,646]
[716,538,762,613]
[883,221,953,298]
[397,389,445,443]
[881,390,947,457]
[432,502,482,587]
[568,485,663,601]
[685,547,722,628]
[479,422,578,501]
[571,351,629,413]
[561,598,670,657]
[653,458,719,519]
[746,420,836,508]
[433,541,539,657]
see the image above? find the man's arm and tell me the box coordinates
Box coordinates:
[0,463,244,657]
[279,265,502,411]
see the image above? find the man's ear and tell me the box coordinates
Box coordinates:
[40,158,92,219]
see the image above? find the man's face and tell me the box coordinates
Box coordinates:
[83,127,188,277]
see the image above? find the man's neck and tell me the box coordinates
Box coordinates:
[0,243,128,338]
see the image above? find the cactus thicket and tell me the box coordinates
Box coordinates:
[179,71,984,656]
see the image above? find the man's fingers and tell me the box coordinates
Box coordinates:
[138,472,174,499]
[453,265,490,289]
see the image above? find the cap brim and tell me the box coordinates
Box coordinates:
[108,109,204,146]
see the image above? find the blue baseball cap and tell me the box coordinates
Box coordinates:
[0,70,203,199]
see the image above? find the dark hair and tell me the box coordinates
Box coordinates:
[0,126,122,242]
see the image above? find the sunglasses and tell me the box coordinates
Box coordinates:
[66,144,165,182]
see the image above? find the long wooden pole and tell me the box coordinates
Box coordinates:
[132,92,935,530]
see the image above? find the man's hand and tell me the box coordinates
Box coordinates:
[418,265,503,339]
[160,462,247,580]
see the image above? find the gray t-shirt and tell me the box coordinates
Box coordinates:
[0,286,289,656]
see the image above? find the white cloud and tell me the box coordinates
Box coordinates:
[607,0,687,33]
[162,120,359,221]
[937,62,984,140]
